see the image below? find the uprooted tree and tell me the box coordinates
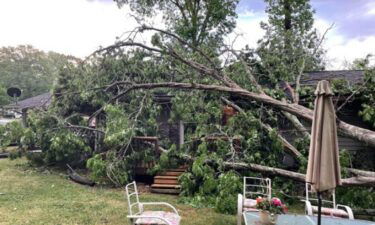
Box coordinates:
[4,0,375,214]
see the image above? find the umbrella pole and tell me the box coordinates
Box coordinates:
[318,192,322,225]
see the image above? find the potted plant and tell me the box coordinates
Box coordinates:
[255,197,288,225]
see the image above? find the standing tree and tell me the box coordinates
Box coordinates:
[115,0,239,47]
[257,0,325,99]
[0,45,79,102]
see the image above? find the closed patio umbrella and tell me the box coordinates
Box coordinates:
[306,80,342,225]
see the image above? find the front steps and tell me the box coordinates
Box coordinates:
[150,168,186,194]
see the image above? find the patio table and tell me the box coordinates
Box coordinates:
[243,211,375,225]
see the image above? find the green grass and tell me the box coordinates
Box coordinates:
[0,158,236,225]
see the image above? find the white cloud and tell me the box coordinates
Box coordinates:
[227,12,266,50]
[366,1,375,16]
[314,18,375,69]
[0,1,373,69]
[0,0,136,58]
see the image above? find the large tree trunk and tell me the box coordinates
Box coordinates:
[222,161,375,187]
[178,153,375,187]
[110,82,375,148]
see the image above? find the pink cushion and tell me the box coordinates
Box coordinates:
[135,211,181,225]
[244,199,257,208]
[311,206,349,218]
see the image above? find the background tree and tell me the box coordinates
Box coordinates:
[256,0,325,92]
[115,0,239,47]
[0,45,79,104]
[0,85,8,105]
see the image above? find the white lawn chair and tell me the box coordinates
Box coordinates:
[125,182,181,225]
[237,177,272,225]
[303,183,354,220]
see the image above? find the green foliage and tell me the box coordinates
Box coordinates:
[0,85,8,105]
[336,187,375,209]
[179,152,242,214]
[20,127,37,150]
[214,171,242,214]
[0,45,78,103]
[115,0,239,46]
[256,0,324,85]
[48,131,91,164]
[180,166,242,214]
[359,69,375,128]
[0,121,24,148]
[87,154,110,183]
[104,104,134,149]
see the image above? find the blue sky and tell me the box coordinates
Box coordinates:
[238,0,375,39]
[234,0,375,68]
[0,0,373,69]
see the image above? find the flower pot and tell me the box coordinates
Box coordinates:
[259,211,278,225]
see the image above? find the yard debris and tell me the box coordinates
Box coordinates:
[66,164,95,187]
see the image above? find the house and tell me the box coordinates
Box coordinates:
[286,70,374,169]
[2,92,52,127]
[300,70,365,86]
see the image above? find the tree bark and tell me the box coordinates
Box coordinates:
[109,81,375,148]
[179,153,375,187]
[346,168,375,177]
[220,96,304,159]
[222,161,375,187]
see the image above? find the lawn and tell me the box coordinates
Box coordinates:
[0,158,236,225]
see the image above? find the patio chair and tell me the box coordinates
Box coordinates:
[303,183,354,220]
[237,177,272,225]
[125,182,181,225]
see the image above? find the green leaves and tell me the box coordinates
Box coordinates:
[104,104,133,149]
[359,69,375,128]
[115,0,238,46]
[0,45,78,103]
[257,0,324,85]
[86,154,107,182]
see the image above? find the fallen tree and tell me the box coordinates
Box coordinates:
[175,152,375,187]
[103,80,375,148]
[222,161,375,187]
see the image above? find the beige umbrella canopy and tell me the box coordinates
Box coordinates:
[306,80,342,192]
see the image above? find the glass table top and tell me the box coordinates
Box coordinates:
[243,212,375,225]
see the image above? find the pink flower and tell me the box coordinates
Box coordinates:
[256,197,263,204]
[271,197,282,206]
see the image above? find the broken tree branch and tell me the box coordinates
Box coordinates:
[180,153,375,187]
[346,168,375,177]
[220,96,304,159]
[223,161,375,187]
[99,81,375,148]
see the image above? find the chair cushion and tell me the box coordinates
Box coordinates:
[135,211,181,225]
[244,199,257,208]
[311,206,349,218]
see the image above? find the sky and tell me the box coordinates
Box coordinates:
[0,0,374,69]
